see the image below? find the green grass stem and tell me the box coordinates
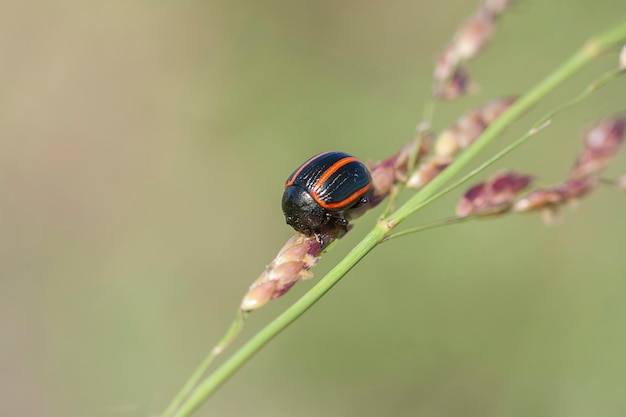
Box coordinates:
[164,18,626,417]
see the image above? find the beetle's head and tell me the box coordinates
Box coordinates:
[281,185,328,235]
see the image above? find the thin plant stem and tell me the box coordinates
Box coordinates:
[162,311,248,417]
[393,62,626,226]
[165,18,626,417]
[599,177,626,191]
[384,215,473,241]
[171,228,382,417]
[379,183,402,219]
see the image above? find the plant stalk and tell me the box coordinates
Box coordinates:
[165,18,626,417]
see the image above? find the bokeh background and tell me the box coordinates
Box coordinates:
[3,1,626,416]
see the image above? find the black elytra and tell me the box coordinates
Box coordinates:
[282,151,372,242]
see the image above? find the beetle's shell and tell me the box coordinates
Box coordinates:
[285,151,371,211]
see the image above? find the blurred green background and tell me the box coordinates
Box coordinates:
[2,1,626,416]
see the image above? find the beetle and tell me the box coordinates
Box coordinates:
[282,151,372,242]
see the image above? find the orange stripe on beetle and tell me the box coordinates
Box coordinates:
[314,156,359,189]
[285,151,334,188]
[313,181,371,209]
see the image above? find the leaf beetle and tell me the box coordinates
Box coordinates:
[282,151,372,243]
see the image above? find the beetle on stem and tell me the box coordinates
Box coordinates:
[282,151,372,245]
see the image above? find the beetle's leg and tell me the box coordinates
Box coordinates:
[314,231,325,247]
[336,217,349,227]
[334,217,351,237]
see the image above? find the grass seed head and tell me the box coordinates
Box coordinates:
[569,118,626,180]
[457,171,532,217]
